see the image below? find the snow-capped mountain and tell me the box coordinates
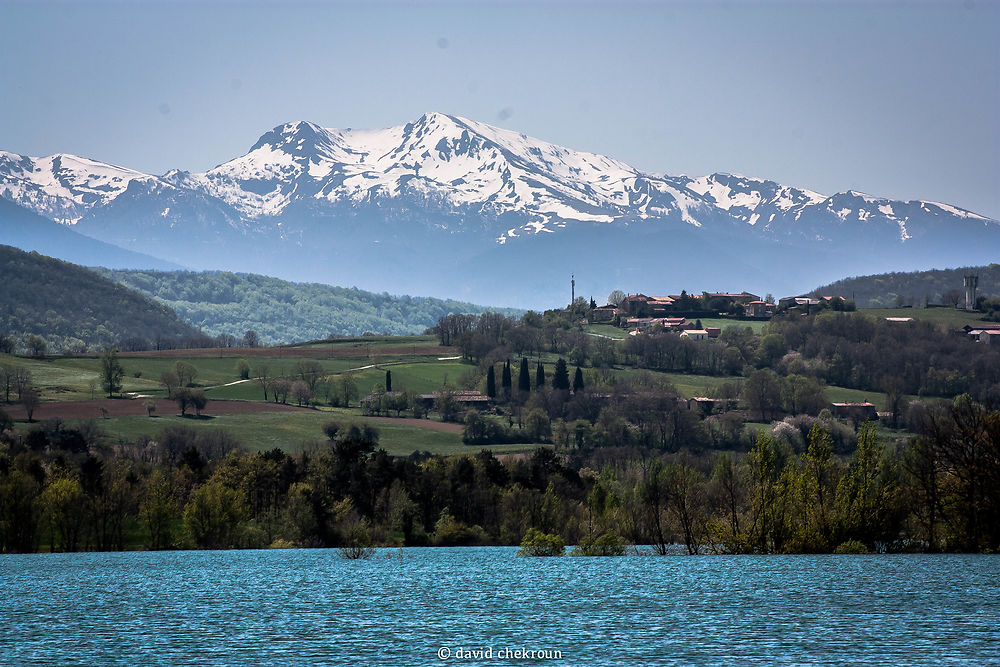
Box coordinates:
[1,113,996,306]
[0,150,153,224]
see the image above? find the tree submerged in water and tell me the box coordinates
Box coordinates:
[570,533,626,557]
[339,520,376,560]
[516,528,565,557]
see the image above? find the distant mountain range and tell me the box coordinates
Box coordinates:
[2,112,997,307]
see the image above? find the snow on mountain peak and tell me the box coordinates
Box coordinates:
[1,114,995,246]
[189,113,648,229]
[0,150,151,223]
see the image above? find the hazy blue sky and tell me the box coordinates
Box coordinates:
[2,0,997,218]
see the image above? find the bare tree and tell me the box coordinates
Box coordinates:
[942,288,964,308]
[21,386,40,422]
[607,290,627,307]
[254,364,270,401]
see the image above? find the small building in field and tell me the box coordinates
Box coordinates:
[626,317,656,330]
[971,329,1000,344]
[830,402,878,421]
[704,327,722,339]
[680,329,710,340]
[418,390,492,411]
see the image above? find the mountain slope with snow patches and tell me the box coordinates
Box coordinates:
[1,113,996,306]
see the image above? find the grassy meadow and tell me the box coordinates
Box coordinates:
[2,317,920,456]
[858,306,988,329]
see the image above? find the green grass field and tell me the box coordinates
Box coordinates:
[583,324,629,339]
[697,318,768,334]
[15,407,535,457]
[858,307,988,329]
[0,330,924,456]
[92,410,460,455]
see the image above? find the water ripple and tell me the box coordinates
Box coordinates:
[1,549,998,665]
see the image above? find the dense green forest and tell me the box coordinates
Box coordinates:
[94,268,523,344]
[814,264,999,308]
[2,399,997,554]
[0,245,202,353]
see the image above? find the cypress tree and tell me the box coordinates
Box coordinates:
[385,369,392,393]
[518,358,531,393]
[501,359,512,399]
[536,361,545,388]
[486,365,497,399]
[573,366,584,393]
[553,358,570,391]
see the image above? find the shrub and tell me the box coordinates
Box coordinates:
[339,520,376,559]
[517,528,565,557]
[833,539,870,554]
[570,533,626,557]
[433,510,486,546]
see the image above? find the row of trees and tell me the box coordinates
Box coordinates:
[3,394,997,553]
[485,358,580,400]
[0,363,40,422]
[1,329,266,357]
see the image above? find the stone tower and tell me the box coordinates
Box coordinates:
[964,275,978,310]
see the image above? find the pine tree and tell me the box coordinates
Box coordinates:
[385,369,392,393]
[518,358,531,393]
[573,366,584,393]
[501,359,512,399]
[536,361,545,388]
[486,365,497,399]
[553,358,570,391]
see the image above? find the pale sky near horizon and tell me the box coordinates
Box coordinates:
[1,0,997,219]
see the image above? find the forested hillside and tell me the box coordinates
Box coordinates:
[0,245,201,352]
[94,269,523,343]
[814,264,1000,308]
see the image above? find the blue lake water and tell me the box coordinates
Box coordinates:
[1,548,998,665]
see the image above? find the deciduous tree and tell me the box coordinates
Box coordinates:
[173,361,198,388]
[100,348,125,398]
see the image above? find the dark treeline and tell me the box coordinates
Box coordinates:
[771,312,1000,402]
[2,394,998,554]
